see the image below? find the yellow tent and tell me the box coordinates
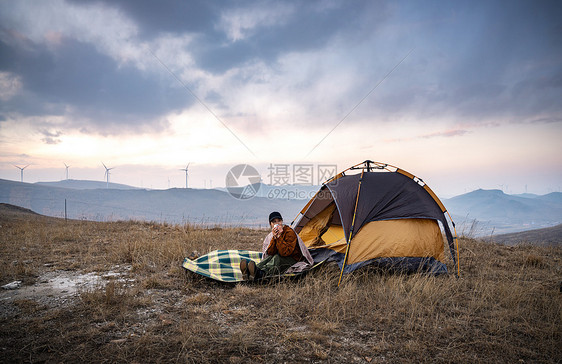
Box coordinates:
[291,160,459,284]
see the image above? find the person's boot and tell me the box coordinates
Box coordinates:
[247,260,259,281]
[240,259,249,281]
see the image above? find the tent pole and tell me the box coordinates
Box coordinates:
[337,168,365,286]
[446,211,460,277]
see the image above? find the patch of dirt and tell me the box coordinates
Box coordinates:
[0,265,134,316]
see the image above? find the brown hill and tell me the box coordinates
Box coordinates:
[0,203,45,222]
[488,223,562,246]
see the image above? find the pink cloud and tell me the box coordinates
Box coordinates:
[44,31,64,46]
[420,129,471,139]
[383,128,471,143]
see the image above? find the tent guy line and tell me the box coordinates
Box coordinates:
[146,46,257,158]
[304,48,415,158]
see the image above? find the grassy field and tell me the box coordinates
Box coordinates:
[0,204,560,363]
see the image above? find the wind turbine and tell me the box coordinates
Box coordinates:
[14,165,30,182]
[179,163,190,188]
[102,162,114,189]
[64,163,70,180]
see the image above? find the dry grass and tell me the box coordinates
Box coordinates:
[0,210,561,363]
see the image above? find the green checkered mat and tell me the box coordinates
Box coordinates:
[182,250,263,282]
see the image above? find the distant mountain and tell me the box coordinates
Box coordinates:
[535,192,562,204]
[485,224,562,246]
[513,193,540,199]
[35,179,139,190]
[0,179,304,227]
[443,189,562,236]
[2,180,561,236]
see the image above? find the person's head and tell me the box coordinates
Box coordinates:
[268,211,283,229]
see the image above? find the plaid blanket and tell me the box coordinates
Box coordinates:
[182,250,263,282]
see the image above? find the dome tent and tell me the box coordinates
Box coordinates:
[290,160,459,284]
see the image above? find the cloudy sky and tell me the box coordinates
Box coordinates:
[0,0,561,196]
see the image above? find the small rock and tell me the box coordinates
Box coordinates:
[188,251,201,260]
[2,281,22,290]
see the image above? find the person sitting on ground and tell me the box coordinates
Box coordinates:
[240,211,312,281]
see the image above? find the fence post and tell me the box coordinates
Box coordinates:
[65,199,67,221]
